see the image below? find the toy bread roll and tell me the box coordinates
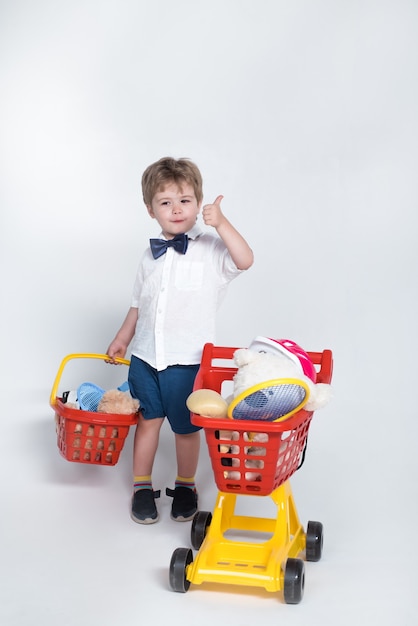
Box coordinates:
[186,389,228,418]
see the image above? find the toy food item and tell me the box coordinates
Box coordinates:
[186,389,228,418]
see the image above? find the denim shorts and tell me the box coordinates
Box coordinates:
[128,356,201,435]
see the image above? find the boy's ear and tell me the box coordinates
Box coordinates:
[146,204,155,218]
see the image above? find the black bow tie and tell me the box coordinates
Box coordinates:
[149,233,189,259]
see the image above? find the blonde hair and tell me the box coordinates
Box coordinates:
[141,157,203,206]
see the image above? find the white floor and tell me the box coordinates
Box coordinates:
[2,380,415,626]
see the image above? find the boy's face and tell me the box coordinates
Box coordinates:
[147,182,202,239]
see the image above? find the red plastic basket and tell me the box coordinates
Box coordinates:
[50,354,138,466]
[191,344,333,495]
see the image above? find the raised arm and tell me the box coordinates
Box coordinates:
[202,195,254,270]
[106,306,138,362]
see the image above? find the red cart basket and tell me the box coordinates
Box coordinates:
[191,343,333,495]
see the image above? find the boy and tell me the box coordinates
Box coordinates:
[106,157,253,524]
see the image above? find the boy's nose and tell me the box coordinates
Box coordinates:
[172,202,182,213]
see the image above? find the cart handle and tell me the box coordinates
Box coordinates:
[49,353,130,406]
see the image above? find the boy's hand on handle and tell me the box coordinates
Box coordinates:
[106,340,127,364]
[202,195,225,229]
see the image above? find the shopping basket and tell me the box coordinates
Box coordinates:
[191,343,333,496]
[50,353,138,465]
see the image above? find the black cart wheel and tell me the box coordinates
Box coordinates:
[191,511,212,550]
[169,547,193,593]
[283,558,305,604]
[306,521,324,562]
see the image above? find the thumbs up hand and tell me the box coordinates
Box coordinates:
[202,195,225,229]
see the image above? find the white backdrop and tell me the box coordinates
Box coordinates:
[1,1,417,625]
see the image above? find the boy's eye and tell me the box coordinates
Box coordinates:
[181,199,190,203]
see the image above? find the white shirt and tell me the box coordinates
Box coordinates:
[130,224,243,370]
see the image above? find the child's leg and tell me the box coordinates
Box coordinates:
[131,414,164,525]
[128,356,164,478]
[133,413,164,476]
[159,363,201,521]
[175,431,200,478]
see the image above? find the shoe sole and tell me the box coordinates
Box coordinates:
[130,511,159,524]
[170,510,197,522]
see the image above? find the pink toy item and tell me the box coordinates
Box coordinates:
[248,337,317,383]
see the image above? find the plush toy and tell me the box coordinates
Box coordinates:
[187,337,332,421]
[232,338,332,414]
[97,389,139,415]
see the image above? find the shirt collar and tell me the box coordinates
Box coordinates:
[156,223,203,241]
[186,223,203,240]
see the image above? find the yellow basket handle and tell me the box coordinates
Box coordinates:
[49,353,130,406]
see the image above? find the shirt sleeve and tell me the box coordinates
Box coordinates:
[211,236,245,283]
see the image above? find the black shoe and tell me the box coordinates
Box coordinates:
[131,489,161,524]
[166,486,198,522]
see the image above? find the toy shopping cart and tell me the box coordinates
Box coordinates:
[169,343,333,604]
[50,353,138,466]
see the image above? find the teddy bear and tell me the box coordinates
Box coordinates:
[97,389,139,415]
